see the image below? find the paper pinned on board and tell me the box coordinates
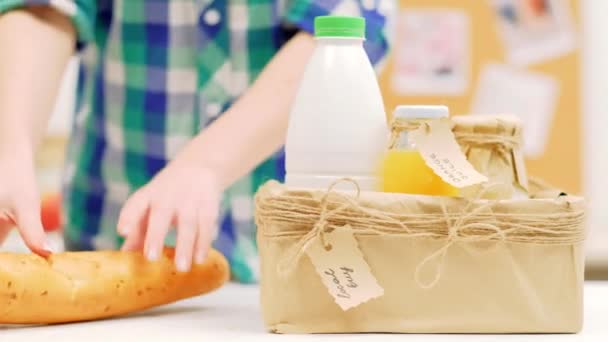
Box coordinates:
[489,0,577,66]
[391,9,470,95]
[470,63,559,158]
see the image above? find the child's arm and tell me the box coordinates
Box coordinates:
[177,32,315,190]
[0,7,76,254]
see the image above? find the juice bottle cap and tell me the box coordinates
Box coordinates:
[393,105,449,120]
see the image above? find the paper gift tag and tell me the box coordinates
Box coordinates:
[306,226,384,311]
[409,118,488,188]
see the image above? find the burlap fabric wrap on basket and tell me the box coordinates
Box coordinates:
[255,116,586,334]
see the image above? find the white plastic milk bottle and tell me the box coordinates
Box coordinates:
[285,16,389,191]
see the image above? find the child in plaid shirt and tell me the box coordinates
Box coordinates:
[0,0,393,282]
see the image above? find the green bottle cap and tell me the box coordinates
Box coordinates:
[314,16,365,38]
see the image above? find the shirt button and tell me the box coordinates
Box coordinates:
[362,0,375,10]
[62,163,76,186]
[207,102,222,117]
[204,9,221,26]
[75,104,89,126]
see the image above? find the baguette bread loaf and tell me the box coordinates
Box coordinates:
[0,247,229,324]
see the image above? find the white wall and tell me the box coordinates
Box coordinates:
[582,0,608,266]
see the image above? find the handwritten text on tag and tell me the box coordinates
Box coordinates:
[409,119,488,188]
[306,226,384,311]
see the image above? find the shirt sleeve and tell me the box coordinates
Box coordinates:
[0,0,95,49]
[282,0,396,67]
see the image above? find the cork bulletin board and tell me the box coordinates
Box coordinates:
[378,0,581,194]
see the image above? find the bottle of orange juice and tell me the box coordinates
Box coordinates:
[379,105,458,196]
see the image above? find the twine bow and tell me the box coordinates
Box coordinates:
[413,187,505,289]
[275,179,362,276]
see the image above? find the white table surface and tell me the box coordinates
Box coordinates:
[2,281,607,341]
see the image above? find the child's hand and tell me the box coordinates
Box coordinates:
[117,162,221,272]
[0,154,52,256]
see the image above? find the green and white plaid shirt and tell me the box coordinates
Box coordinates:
[0,0,393,283]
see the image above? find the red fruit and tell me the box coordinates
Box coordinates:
[41,193,62,232]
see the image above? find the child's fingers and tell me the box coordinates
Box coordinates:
[120,215,148,252]
[117,189,149,237]
[0,211,15,244]
[195,208,218,265]
[0,222,12,246]
[144,202,173,261]
[14,198,52,256]
[194,226,211,265]
[175,206,198,272]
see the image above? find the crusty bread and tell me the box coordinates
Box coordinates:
[0,248,229,324]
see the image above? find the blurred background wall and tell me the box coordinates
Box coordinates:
[581,0,608,274]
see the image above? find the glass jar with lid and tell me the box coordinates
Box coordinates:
[452,114,528,199]
[380,105,458,196]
